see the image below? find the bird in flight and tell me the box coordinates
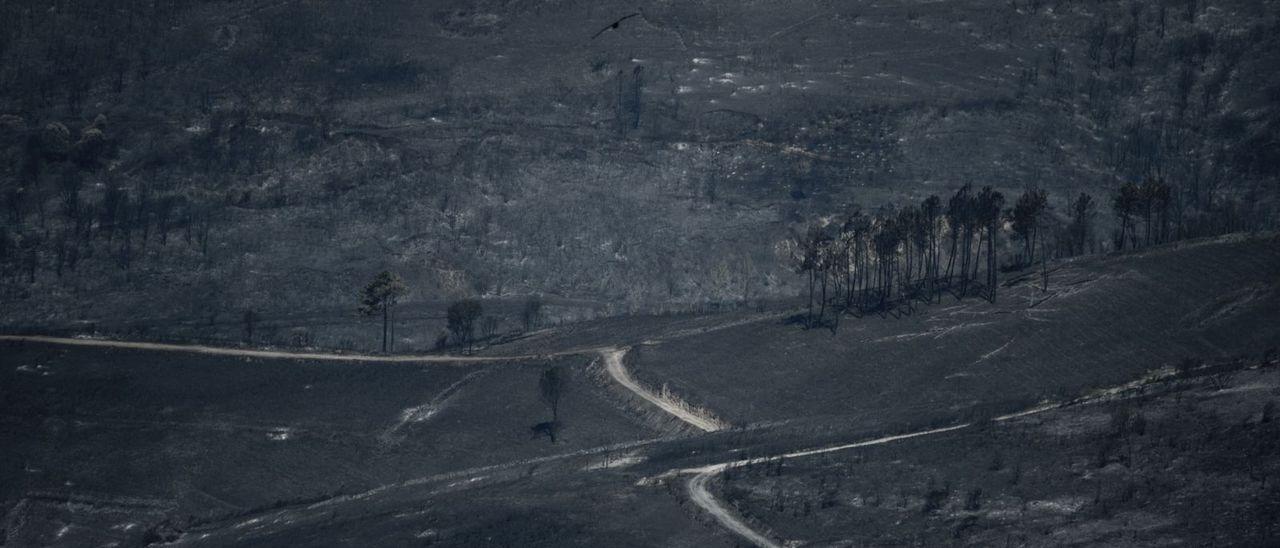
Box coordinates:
[591,12,641,39]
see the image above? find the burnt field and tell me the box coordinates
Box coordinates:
[2,0,1279,544]
[0,343,658,546]
[628,234,1280,427]
[710,362,1280,546]
[1,235,1278,546]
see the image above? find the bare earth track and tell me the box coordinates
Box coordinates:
[688,469,782,548]
[600,347,726,433]
[0,335,585,363]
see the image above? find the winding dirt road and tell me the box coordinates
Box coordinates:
[661,403,1077,546]
[600,347,726,433]
[666,424,973,547]
[688,469,781,548]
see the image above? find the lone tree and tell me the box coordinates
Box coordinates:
[447,299,483,353]
[539,366,566,422]
[359,271,407,353]
[521,295,544,332]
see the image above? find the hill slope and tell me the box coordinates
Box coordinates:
[629,234,1280,426]
[2,0,1278,331]
[712,362,1280,546]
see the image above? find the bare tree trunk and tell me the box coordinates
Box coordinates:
[844,247,853,308]
[967,231,977,286]
[932,231,941,302]
[944,233,957,300]
[860,244,868,310]
[988,227,999,302]
[818,268,828,326]
[903,239,912,291]
[1028,223,1037,265]
[806,269,814,327]
[1118,216,1128,250]
[1040,235,1048,293]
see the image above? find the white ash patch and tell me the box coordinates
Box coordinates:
[1200,381,1271,396]
[1027,496,1087,515]
[584,453,645,470]
[15,364,52,376]
[399,404,439,424]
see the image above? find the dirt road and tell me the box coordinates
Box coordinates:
[664,403,1080,546]
[600,347,726,433]
[687,469,781,548]
[0,335,580,364]
[1,337,732,435]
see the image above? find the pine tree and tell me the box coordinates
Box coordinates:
[359,271,407,353]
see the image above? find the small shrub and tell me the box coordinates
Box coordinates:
[1207,372,1231,391]
[286,328,313,348]
[820,489,840,509]
[921,480,950,515]
[964,487,983,511]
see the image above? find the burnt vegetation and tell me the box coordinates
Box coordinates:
[784,173,1267,328]
[714,355,1280,546]
[0,0,1277,350]
[0,1,1278,545]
